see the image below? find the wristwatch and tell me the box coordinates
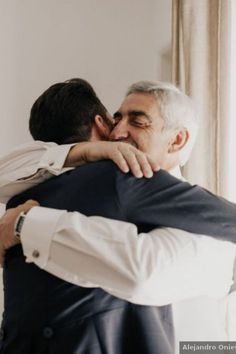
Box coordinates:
[14,212,27,239]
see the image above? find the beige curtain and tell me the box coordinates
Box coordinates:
[172,0,231,196]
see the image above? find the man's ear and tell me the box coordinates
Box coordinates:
[168,128,189,154]
[93,115,110,140]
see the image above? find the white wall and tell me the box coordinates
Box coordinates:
[0,0,171,154]
[0,0,172,316]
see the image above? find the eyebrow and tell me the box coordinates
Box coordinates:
[114,110,152,122]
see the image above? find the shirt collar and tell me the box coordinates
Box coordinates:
[169,166,182,179]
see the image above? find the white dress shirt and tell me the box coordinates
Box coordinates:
[0,141,235,343]
[20,205,235,306]
[0,141,74,204]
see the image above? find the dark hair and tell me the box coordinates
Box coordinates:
[29,78,108,144]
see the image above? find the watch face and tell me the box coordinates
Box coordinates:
[15,213,26,238]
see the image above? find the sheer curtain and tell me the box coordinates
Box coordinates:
[172,0,231,196]
[226,2,236,339]
[227,0,236,203]
[171,0,235,345]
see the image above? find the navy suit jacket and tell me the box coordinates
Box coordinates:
[2,161,236,354]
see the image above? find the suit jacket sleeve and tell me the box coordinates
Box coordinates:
[115,168,236,242]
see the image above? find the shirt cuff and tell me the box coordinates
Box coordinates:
[38,144,76,175]
[21,206,67,267]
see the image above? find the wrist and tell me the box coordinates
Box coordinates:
[64,143,88,167]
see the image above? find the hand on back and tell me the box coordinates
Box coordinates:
[65,141,160,178]
[0,200,39,266]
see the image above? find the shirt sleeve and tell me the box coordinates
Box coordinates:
[21,206,236,306]
[0,141,74,203]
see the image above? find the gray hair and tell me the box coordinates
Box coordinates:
[126,81,198,165]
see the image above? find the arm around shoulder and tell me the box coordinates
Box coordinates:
[0,141,74,203]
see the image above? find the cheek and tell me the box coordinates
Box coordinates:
[149,135,168,157]
[136,135,151,152]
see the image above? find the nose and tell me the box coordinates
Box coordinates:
[110,119,129,141]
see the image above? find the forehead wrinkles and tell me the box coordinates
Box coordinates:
[120,93,159,116]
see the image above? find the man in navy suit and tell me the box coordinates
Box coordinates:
[1,78,236,353]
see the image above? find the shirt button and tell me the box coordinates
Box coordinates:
[42,327,54,339]
[32,250,40,258]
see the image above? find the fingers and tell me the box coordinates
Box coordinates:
[122,150,143,178]
[0,208,20,255]
[121,149,145,178]
[25,199,39,206]
[110,151,130,174]
[73,141,160,178]
[146,156,160,173]
[109,144,143,178]
[134,151,154,178]
[16,199,39,214]
[114,143,159,178]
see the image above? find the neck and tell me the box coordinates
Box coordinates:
[169,166,182,178]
